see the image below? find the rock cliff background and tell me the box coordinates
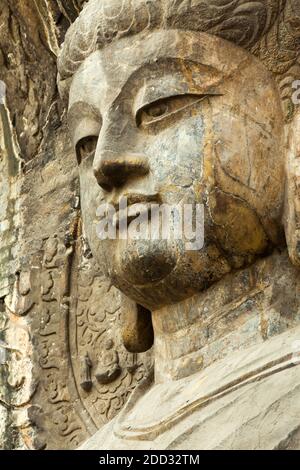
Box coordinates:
[1,0,300,451]
[0,0,83,295]
[0,0,85,450]
[0,0,152,450]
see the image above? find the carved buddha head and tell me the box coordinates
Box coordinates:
[58,0,300,321]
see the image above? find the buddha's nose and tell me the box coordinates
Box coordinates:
[93,149,150,192]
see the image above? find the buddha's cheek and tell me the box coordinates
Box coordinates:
[208,189,268,257]
[79,159,112,272]
[145,114,206,202]
[211,108,285,225]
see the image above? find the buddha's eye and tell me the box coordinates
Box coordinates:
[145,101,169,118]
[136,94,209,129]
[76,136,98,165]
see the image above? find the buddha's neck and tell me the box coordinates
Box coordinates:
[152,250,300,384]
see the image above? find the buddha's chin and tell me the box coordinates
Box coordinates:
[111,239,178,286]
[104,240,237,310]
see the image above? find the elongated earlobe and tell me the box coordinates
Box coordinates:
[284,111,300,268]
[121,296,154,353]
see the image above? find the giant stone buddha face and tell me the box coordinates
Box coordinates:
[68,29,285,310]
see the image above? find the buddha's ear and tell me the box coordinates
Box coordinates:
[120,295,154,353]
[284,111,300,268]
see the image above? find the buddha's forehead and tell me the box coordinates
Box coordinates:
[69,29,254,111]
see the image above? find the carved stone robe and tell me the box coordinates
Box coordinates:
[80,322,300,450]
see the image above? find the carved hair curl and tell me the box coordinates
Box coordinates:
[58,0,300,118]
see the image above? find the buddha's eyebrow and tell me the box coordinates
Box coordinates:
[122,57,223,91]
[133,75,223,114]
[106,57,223,110]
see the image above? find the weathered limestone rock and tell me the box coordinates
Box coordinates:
[58,0,300,450]
[1,0,300,451]
[0,0,151,450]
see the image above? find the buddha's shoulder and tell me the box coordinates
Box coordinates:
[78,363,300,450]
[162,364,300,450]
[79,326,300,450]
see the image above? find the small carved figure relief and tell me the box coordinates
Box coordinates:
[5,271,34,316]
[80,352,93,392]
[95,339,121,385]
[41,271,55,301]
[42,236,59,268]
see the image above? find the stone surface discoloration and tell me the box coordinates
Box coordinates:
[1,0,300,451]
[0,0,151,450]
[60,0,300,450]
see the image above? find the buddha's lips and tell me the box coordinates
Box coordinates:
[113,204,152,230]
[109,193,161,210]
[105,193,161,230]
